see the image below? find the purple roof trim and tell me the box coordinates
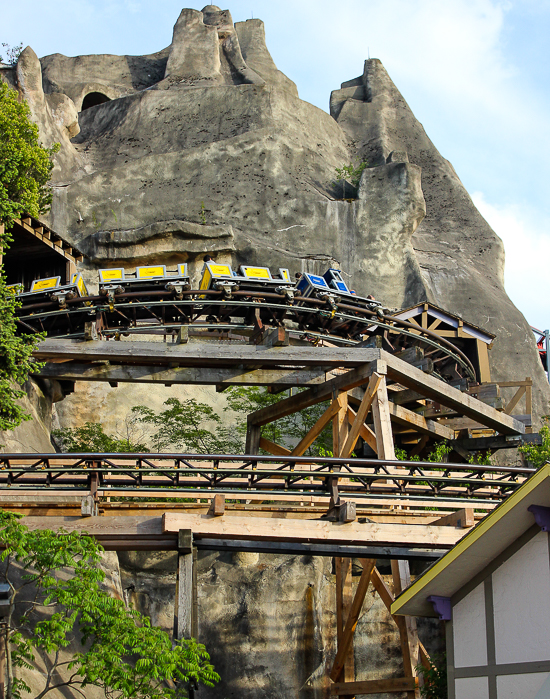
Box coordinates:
[428,595,452,621]
[528,504,550,532]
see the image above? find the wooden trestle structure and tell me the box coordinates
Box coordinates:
[8,336,538,696]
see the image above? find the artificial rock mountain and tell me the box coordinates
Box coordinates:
[2,4,547,429]
[1,6,548,698]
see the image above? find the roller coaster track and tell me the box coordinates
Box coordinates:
[0,453,534,506]
[16,288,478,382]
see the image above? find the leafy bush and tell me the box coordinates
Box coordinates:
[519,417,550,468]
[417,653,447,699]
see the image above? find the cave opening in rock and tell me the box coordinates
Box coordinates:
[81,92,111,110]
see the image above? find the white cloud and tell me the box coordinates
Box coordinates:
[472,191,550,330]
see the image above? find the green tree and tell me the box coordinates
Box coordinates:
[52,420,148,453]
[0,82,58,433]
[224,386,333,456]
[132,397,244,454]
[0,282,44,431]
[0,43,23,67]
[0,83,58,236]
[0,510,219,699]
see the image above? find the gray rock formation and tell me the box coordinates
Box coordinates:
[1,5,545,419]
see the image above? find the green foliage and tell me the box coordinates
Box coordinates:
[0,82,59,232]
[0,509,219,699]
[0,43,23,66]
[519,417,550,468]
[224,386,333,456]
[132,397,243,454]
[52,420,148,453]
[468,450,493,466]
[417,654,447,699]
[335,159,369,198]
[395,442,451,463]
[0,278,44,431]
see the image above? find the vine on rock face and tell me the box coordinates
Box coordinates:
[0,509,220,699]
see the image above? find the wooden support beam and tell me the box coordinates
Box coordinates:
[245,423,261,455]
[249,359,387,427]
[392,560,420,698]
[384,351,525,435]
[35,362,331,388]
[346,407,378,454]
[330,559,376,681]
[332,392,349,458]
[371,567,431,671]
[259,438,291,457]
[432,508,474,528]
[260,326,289,348]
[332,677,418,695]
[35,339,382,369]
[371,377,396,460]
[207,494,225,517]
[387,401,455,441]
[291,399,341,456]
[335,557,355,684]
[340,373,383,459]
[162,514,464,548]
[175,529,194,640]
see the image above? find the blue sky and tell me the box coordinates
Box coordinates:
[2,0,549,329]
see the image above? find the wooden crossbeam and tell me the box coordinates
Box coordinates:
[383,352,525,435]
[248,359,386,427]
[340,373,383,459]
[259,438,291,456]
[346,407,378,453]
[291,399,341,456]
[34,339,382,369]
[332,677,418,695]
[162,514,464,548]
[387,401,455,441]
[36,362,332,388]
[330,559,376,681]
[371,567,430,670]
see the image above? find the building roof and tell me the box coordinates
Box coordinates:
[391,463,550,618]
[392,302,495,344]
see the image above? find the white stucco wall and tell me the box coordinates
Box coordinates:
[453,582,487,668]
[455,676,489,699]
[493,531,550,664]
[496,671,550,698]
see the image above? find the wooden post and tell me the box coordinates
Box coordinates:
[371,377,396,460]
[335,558,355,687]
[391,560,420,699]
[245,421,261,455]
[175,529,194,640]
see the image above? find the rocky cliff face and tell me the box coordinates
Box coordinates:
[1,4,546,421]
